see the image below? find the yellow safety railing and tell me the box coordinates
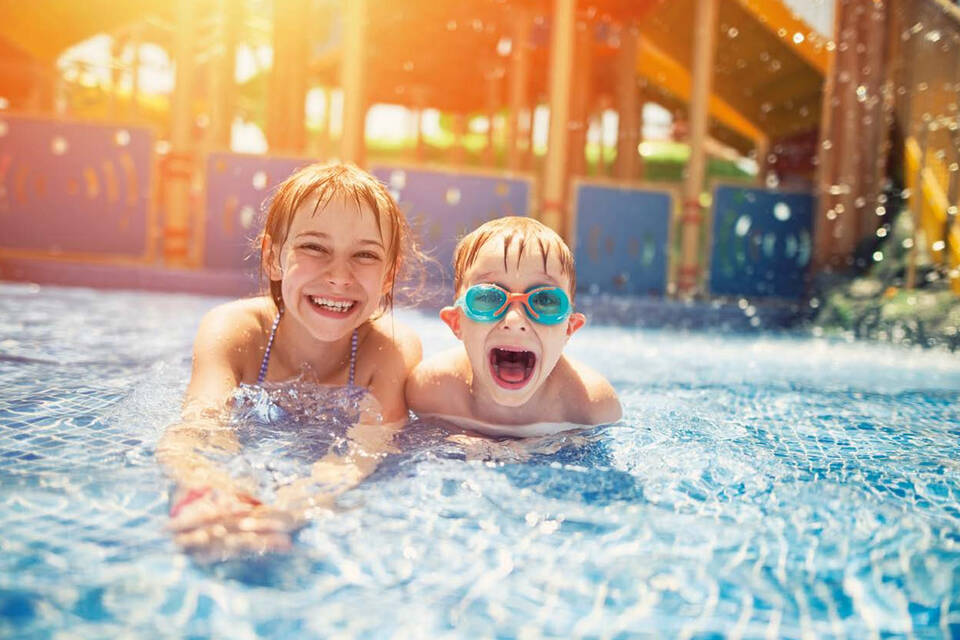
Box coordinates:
[904,129,960,294]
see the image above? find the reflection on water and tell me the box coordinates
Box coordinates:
[0,284,959,638]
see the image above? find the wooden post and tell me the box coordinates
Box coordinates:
[451,113,466,166]
[507,8,532,172]
[268,0,309,153]
[568,22,591,179]
[615,22,639,180]
[677,0,719,296]
[340,0,367,165]
[130,26,142,121]
[814,0,891,269]
[541,0,576,237]
[209,0,239,149]
[110,37,123,121]
[413,107,424,163]
[166,0,196,267]
[857,0,891,240]
[485,68,502,167]
[756,137,770,185]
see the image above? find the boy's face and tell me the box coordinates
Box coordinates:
[441,236,585,408]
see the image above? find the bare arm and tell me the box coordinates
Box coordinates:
[565,357,622,425]
[156,303,253,491]
[405,348,471,418]
[156,304,299,557]
[366,318,422,423]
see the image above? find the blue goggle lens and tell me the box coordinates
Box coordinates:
[458,284,570,325]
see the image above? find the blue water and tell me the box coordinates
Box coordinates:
[1,282,959,638]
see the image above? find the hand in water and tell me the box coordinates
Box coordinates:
[167,488,307,558]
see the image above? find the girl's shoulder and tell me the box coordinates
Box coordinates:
[195,296,275,350]
[358,315,423,373]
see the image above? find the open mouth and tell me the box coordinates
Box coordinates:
[488,347,537,389]
[308,295,357,316]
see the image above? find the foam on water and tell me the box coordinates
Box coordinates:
[1,283,959,638]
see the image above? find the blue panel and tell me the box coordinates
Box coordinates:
[0,115,153,257]
[370,165,531,285]
[709,185,815,298]
[204,153,311,270]
[573,184,672,296]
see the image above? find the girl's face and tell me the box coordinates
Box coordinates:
[267,195,393,342]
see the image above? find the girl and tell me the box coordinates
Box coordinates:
[158,162,423,557]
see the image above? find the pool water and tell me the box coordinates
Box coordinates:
[1,283,959,638]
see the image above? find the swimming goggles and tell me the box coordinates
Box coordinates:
[455,283,571,325]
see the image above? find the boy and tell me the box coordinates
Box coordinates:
[406,217,621,434]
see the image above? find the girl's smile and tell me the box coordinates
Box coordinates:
[267,195,392,343]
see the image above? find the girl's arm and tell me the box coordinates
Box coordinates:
[157,303,250,489]
[158,304,297,557]
[365,318,423,422]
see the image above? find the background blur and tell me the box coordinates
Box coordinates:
[0,0,957,339]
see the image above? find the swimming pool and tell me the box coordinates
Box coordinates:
[1,282,959,638]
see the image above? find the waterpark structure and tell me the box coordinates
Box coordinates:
[0,0,957,301]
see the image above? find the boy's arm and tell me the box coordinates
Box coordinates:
[564,357,623,425]
[584,377,622,424]
[405,348,470,417]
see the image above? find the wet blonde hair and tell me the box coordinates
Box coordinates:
[451,217,576,299]
[257,162,418,313]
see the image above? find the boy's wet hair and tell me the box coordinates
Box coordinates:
[256,162,422,313]
[452,217,576,299]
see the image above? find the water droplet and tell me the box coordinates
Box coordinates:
[727,27,739,38]
[872,251,883,262]
[240,205,256,229]
[51,136,68,155]
[734,215,752,237]
[793,32,805,44]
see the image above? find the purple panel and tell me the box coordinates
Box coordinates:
[203,152,313,270]
[0,255,259,297]
[0,114,153,256]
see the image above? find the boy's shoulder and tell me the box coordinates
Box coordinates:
[555,356,622,425]
[405,347,472,416]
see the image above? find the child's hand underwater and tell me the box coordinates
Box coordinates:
[167,487,304,558]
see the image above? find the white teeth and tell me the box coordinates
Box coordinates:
[310,296,355,312]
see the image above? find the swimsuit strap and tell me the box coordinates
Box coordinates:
[348,327,359,387]
[256,307,283,384]
[256,308,360,387]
